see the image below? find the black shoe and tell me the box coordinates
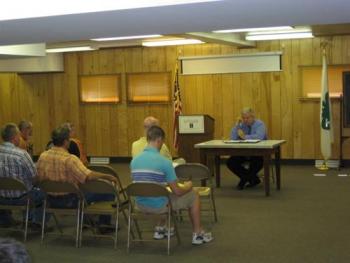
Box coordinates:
[236,180,247,190]
[246,178,261,188]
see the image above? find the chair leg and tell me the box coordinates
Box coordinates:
[24,199,30,242]
[79,209,84,248]
[173,212,181,245]
[133,219,142,239]
[75,201,81,248]
[114,204,119,249]
[210,192,218,223]
[52,214,63,234]
[127,204,132,253]
[167,207,171,256]
[122,208,138,239]
[41,200,47,244]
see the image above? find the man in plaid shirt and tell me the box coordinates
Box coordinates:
[0,123,43,227]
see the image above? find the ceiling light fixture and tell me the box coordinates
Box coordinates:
[213,26,293,33]
[46,46,96,53]
[0,0,219,21]
[245,31,313,41]
[142,39,204,47]
[91,34,162,41]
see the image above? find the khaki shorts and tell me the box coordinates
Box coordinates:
[136,190,196,214]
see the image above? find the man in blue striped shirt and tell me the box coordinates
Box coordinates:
[131,126,213,245]
[227,108,267,190]
[0,123,43,227]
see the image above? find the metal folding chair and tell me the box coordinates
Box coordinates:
[0,177,31,241]
[87,165,128,201]
[175,163,218,222]
[79,178,130,249]
[38,180,83,248]
[126,182,181,255]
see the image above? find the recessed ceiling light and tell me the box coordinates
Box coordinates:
[142,39,204,47]
[213,26,293,33]
[245,31,313,41]
[91,34,162,41]
[46,46,96,53]
[0,0,219,21]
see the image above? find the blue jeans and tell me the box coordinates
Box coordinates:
[0,188,45,224]
[47,193,114,225]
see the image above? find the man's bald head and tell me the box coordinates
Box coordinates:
[143,116,160,131]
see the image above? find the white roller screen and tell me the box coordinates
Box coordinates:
[180,52,282,75]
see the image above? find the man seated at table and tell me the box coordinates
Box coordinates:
[131,125,213,245]
[226,107,267,190]
[37,126,117,232]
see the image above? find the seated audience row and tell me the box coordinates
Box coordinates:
[0,123,116,232]
[0,117,214,245]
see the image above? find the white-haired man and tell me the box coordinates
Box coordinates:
[226,108,267,190]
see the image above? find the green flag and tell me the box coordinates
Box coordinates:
[320,53,333,160]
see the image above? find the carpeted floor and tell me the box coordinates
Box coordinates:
[1,163,350,263]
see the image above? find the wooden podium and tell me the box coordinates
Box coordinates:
[177,115,215,162]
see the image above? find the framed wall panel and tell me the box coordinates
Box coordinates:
[300,65,350,98]
[80,74,120,103]
[127,72,171,103]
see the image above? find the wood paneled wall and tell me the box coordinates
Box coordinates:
[1,35,350,159]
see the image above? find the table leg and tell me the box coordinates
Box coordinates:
[199,150,208,187]
[263,153,271,197]
[275,147,281,190]
[215,155,221,188]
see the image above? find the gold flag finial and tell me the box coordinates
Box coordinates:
[318,159,329,170]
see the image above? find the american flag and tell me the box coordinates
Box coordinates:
[173,63,182,149]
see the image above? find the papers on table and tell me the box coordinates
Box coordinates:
[223,139,261,144]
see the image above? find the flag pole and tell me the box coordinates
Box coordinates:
[320,49,328,170]
[318,48,332,170]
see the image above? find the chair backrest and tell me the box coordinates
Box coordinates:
[0,177,27,191]
[88,165,127,199]
[175,163,211,182]
[38,180,82,196]
[87,165,117,177]
[80,179,116,195]
[126,183,169,198]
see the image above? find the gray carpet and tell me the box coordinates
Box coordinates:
[1,164,350,263]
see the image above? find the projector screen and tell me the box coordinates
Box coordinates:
[180,52,282,75]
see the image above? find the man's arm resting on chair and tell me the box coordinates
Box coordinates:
[168,181,193,196]
[87,171,117,183]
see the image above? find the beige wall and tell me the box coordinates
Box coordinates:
[1,35,350,159]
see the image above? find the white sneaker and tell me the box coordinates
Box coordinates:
[153,226,165,240]
[192,231,213,245]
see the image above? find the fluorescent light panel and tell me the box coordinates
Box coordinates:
[0,0,218,21]
[91,34,162,41]
[142,39,204,47]
[46,46,96,53]
[213,26,293,33]
[246,32,313,41]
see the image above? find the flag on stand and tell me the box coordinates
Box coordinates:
[320,52,334,162]
[173,63,182,149]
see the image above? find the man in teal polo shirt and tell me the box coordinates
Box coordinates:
[130,126,213,245]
